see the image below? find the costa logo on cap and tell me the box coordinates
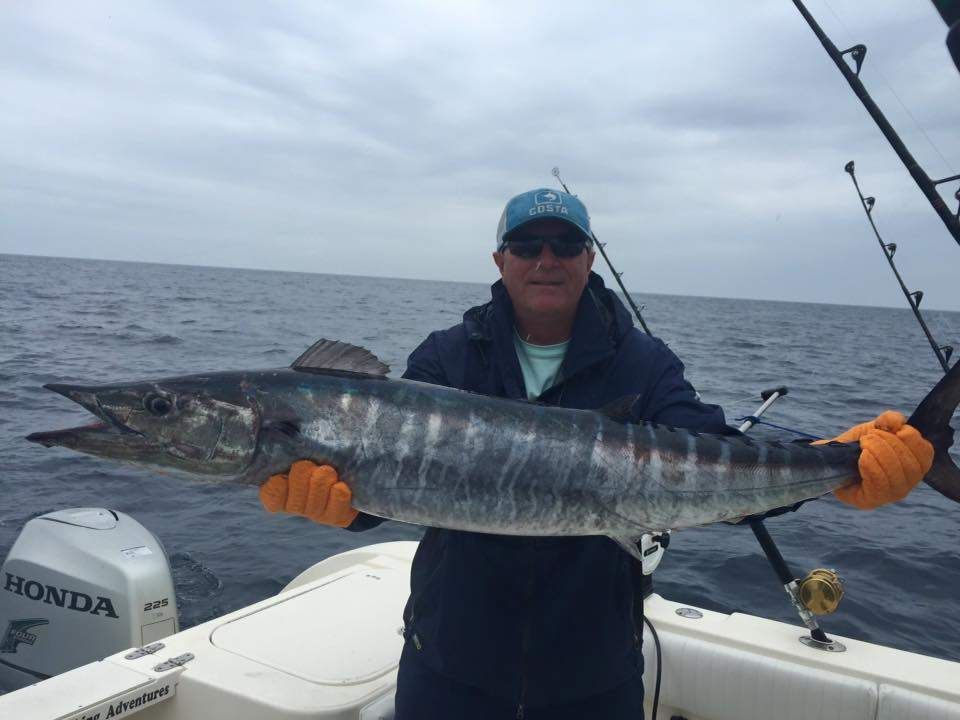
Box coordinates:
[528,190,569,218]
[534,190,562,205]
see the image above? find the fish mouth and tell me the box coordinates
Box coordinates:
[26,383,146,451]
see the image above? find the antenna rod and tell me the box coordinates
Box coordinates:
[551,168,653,335]
[792,0,960,248]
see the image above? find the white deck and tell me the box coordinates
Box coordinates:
[2,541,958,720]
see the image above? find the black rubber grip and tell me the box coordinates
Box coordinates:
[760,386,789,401]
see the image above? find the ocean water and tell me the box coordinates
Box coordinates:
[1,252,959,665]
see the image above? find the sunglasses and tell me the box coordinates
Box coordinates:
[502,233,590,259]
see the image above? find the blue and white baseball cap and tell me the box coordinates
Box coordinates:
[496,188,592,250]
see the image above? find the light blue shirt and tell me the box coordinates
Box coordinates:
[513,332,569,399]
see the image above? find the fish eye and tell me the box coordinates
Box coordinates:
[144,394,173,416]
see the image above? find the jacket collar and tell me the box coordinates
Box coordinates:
[465,272,629,397]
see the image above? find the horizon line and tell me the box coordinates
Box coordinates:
[2,250,958,315]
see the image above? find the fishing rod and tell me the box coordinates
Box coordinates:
[785,1,960,648]
[793,2,957,373]
[791,0,960,248]
[553,167,845,648]
[739,390,844,651]
[553,167,846,648]
[551,167,653,335]
[845,161,954,373]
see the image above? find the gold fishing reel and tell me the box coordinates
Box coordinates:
[798,568,844,615]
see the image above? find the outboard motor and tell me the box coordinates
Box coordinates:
[0,508,177,692]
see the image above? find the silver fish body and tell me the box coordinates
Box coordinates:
[282,373,860,534]
[27,338,960,536]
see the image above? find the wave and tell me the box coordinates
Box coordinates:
[170,552,224,602]
[726,339,764,350]
[55,323,104,331]
[145,334,182,345]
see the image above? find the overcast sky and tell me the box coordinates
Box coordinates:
[2,1,958,310]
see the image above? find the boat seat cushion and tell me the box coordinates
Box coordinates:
[877,684,960,720]
[643,632,878,720]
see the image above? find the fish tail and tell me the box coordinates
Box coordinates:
[908,360,960,502]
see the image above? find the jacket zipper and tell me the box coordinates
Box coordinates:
[515,551,537,719]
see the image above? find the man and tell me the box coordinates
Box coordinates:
[260,188,933,719]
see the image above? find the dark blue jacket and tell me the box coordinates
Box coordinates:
[351,272,736,707]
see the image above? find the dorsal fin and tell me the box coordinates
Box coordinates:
[291,339,390,377]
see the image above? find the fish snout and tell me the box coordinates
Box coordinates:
[44,383,102,413]
[26,427,89,448]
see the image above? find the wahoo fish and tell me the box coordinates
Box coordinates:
[26,340,960,552]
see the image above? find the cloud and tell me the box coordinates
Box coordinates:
[1,0,958,320]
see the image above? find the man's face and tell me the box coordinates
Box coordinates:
[493,219,595,320]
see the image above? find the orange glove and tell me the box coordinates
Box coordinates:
[814,410,934,509]
[259,460,358,528]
